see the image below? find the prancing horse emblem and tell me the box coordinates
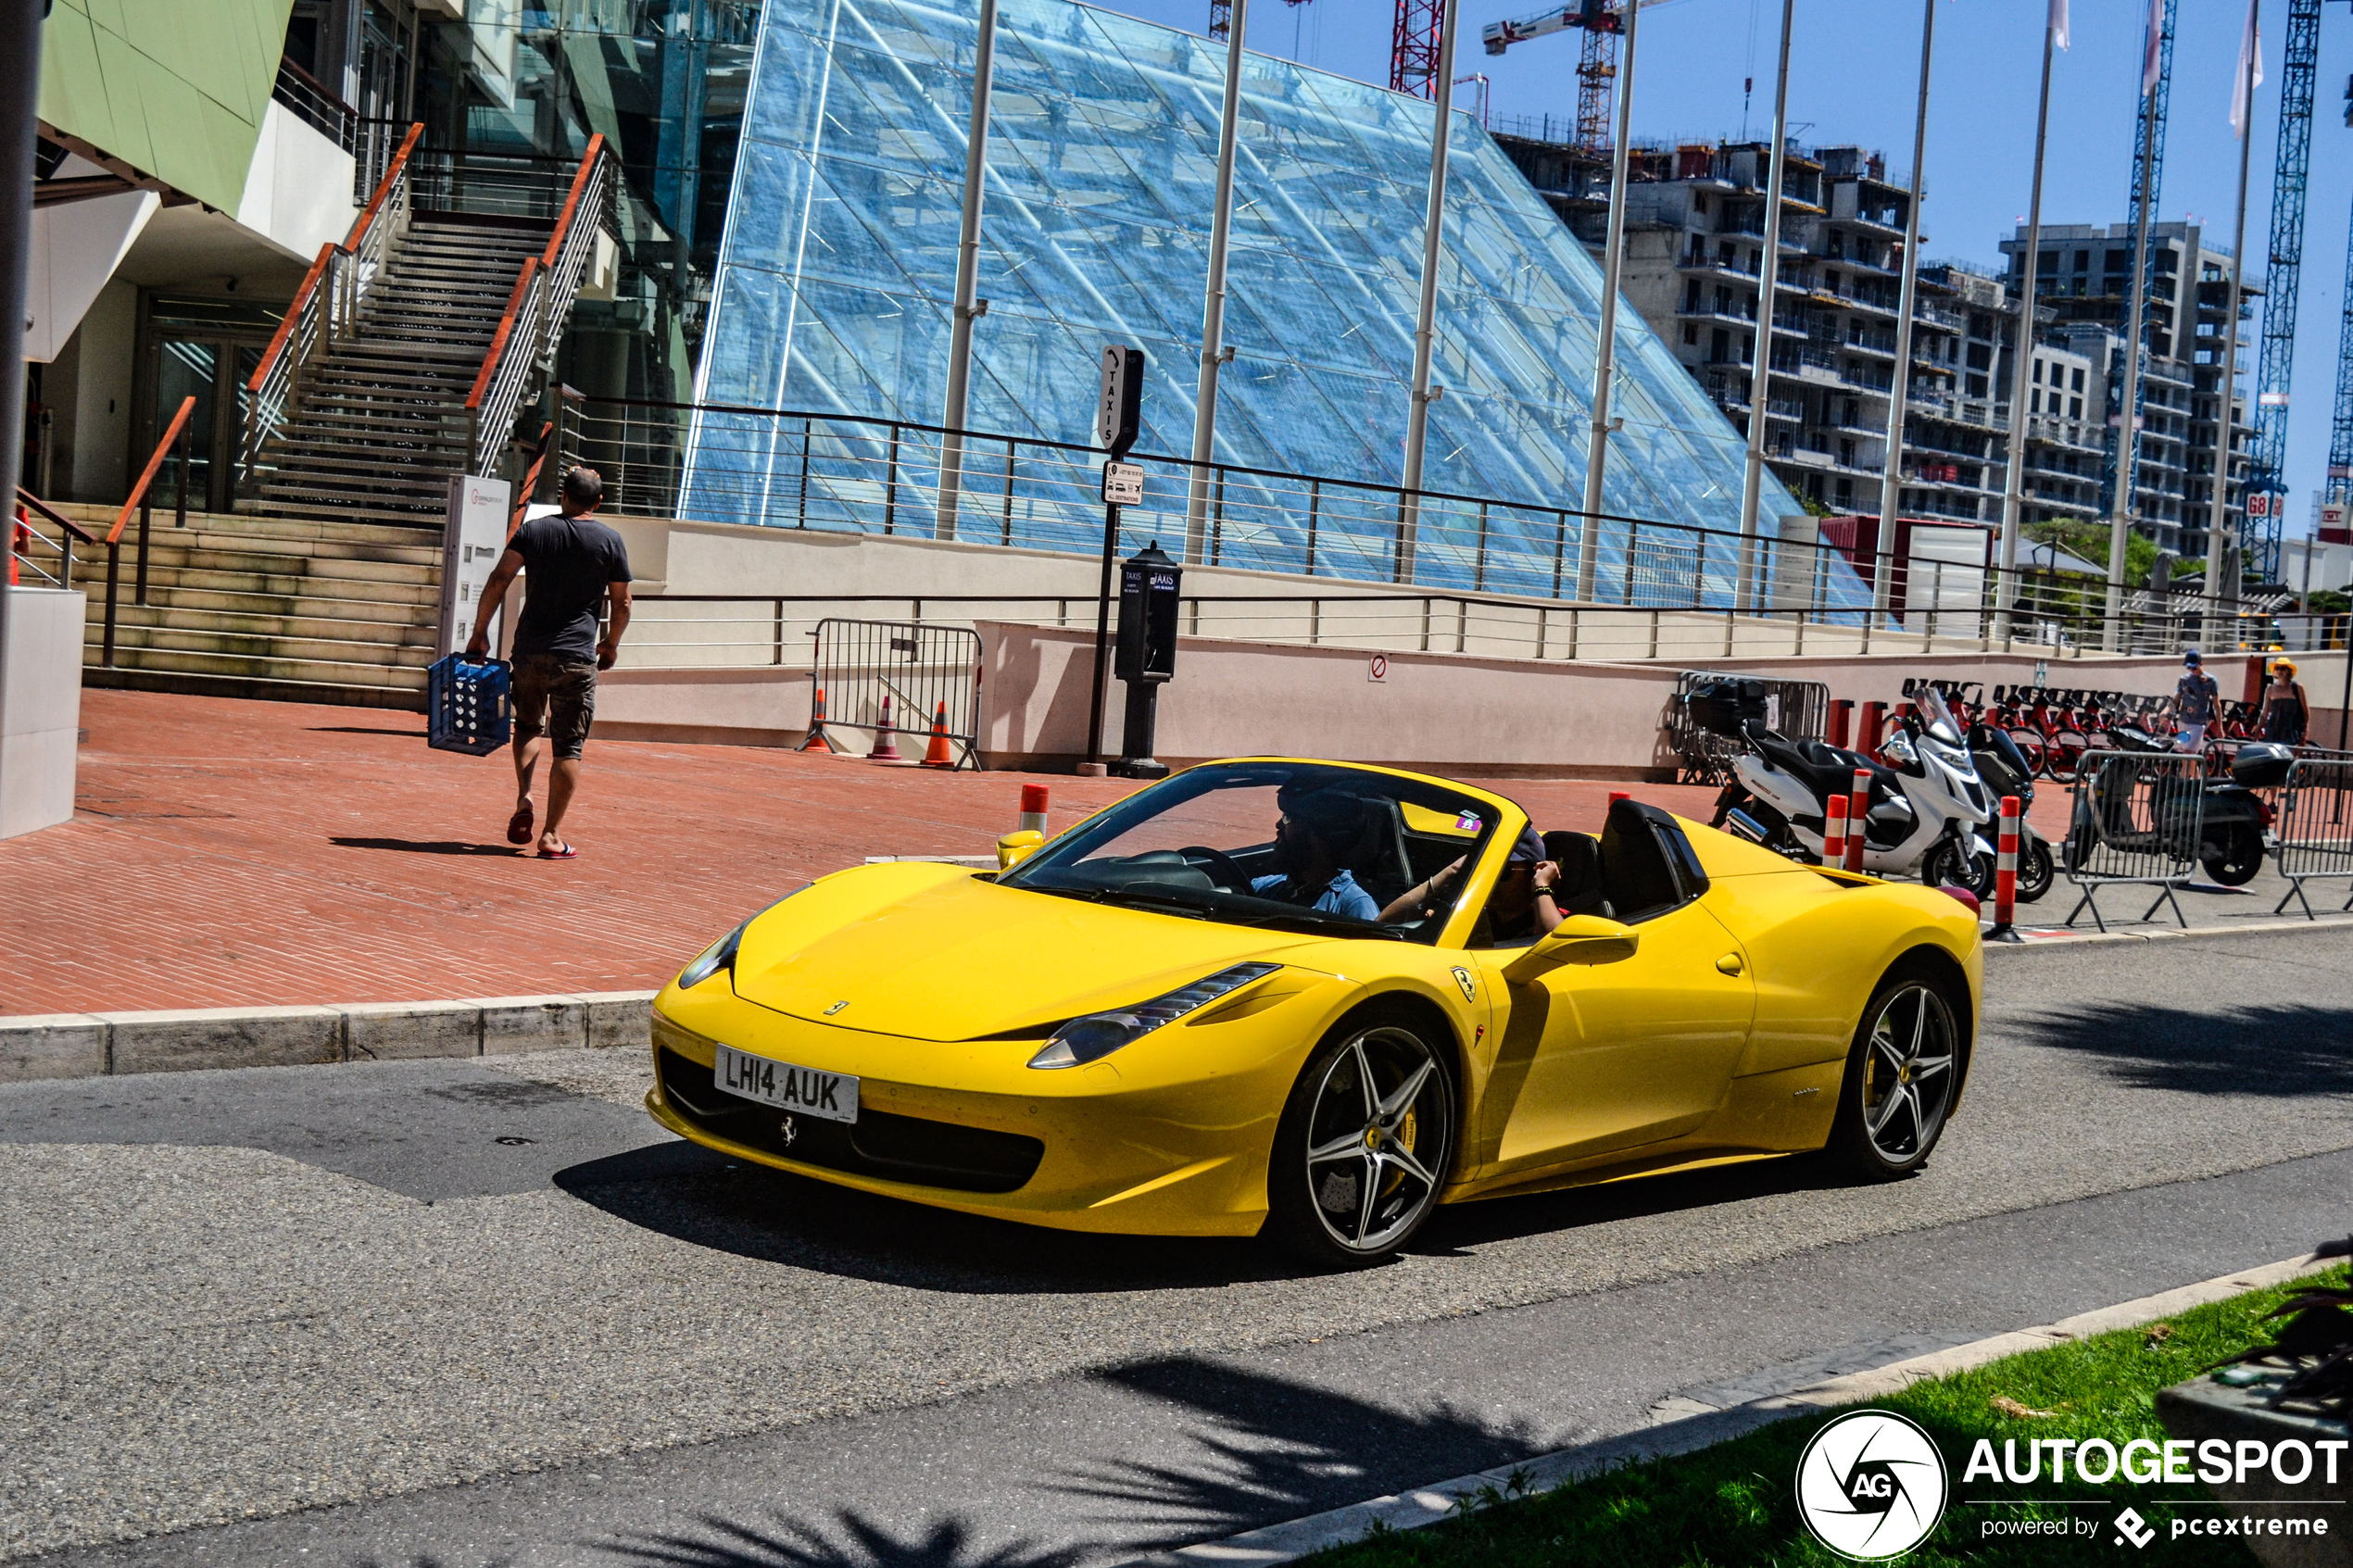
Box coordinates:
[1451,967,1476,1004]
[778,1114,799,1146]
[824,999,849,1016]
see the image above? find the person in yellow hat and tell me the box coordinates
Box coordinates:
[2260,658,2309,745]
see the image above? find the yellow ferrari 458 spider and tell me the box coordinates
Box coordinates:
[647,759,1981,1265]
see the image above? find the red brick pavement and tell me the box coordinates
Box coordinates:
[4,691,1735,1016]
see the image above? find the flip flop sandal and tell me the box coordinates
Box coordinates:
[507,804,535,845]
[536,842,578,859]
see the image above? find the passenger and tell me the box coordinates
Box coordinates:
[1250,787,1380,922]
[2261,659,2309,745]
[1379,828,1565,942]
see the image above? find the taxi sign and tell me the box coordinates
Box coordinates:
[1101,461,1144,506]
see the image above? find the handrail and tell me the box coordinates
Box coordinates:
[17,487,94,545]
[466,258,541,414]
[111,397,195,546]
[343,121,423,253]
[245,243,335,399]
[541,133,605,270]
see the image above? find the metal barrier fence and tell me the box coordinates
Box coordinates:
[2061,750,2209,931]
[2271,756,2353,919]
[565,395,2297,654]
[810,620,984,771]
[1665,670,1832,784]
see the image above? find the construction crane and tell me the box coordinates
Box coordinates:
[2330,73,2353,509]
[1475,0,1621,150]
[2247,0,2327,581]
[2102,0,2176,522]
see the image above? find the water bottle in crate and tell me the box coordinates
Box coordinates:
[427,655,513,756]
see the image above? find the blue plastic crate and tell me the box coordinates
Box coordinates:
[426,655,513,757]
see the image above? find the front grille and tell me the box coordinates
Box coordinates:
[657,1047,1044,1194]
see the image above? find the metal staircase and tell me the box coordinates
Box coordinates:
[77,126,614,707]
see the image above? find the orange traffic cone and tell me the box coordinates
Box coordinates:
[799,686,836,753]
[920,701,955,769]
[868,695,904,762]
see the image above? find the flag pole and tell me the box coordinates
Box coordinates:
[1184,0,1253,566]
[2203,0,2259,645]
[1994,11,2059,648]
[1735,0,1796,612]
[1871,0,1936,626]
[1575,0,1642,603]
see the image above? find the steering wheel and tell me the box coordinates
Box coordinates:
[1177,846,1252,895]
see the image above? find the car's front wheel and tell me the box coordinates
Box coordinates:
[1265,1013,1455,1267]
[1828,964,1963,1179]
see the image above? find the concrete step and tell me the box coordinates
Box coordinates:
[81,643,431,695]
[100,582,440,625]
[242,500,466,530]
[87,607,436,656]
[86,620,440,671]
[257,484,449,518]
[127,552,439,591]
[81,665,430,711]
[124,528,442,570]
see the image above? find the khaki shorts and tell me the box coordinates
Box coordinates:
[512,654,598,759]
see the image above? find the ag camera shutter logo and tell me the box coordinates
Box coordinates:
[1795,1409,1950,1561]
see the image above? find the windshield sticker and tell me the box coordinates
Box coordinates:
[1401,802,1482,838]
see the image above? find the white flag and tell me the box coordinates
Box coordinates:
[2142,0,2165,94]
[2230,0,2263,137]
[2049,0,2069,50]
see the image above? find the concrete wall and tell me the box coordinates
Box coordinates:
[233,101,360,264]
[42,280,137,504]
[2,590,88,840]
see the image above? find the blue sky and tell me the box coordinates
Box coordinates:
[1098,0,2353,533]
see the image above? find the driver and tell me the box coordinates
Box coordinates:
[1249,786,1380,922]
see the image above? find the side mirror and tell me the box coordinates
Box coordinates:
[1502,913,1640,982]
[997,830,1044,871]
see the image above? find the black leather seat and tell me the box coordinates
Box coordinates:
[1743,722,1901,808]
[1541,830,1611,918]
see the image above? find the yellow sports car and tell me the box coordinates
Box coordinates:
[647,759,1981,1265]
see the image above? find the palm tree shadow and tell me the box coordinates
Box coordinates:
[604,1512,1085,1568]
[2006,1000,2353,1098]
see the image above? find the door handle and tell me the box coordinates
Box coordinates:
[1716,953,1744,976]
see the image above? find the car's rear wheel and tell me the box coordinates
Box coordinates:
[1265,1015,1454,1268]
[1828,965,1962,1179]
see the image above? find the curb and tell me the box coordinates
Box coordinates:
[1107,1251,2333,1568]
[0,992,658,1084]
[1985,914,2353,950]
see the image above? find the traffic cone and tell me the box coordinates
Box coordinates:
[799,686,836,753]
[920,701,955,769]
[868,696,904,762]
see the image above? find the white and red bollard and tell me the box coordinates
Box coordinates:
[1845,769,1870,872]
[1988,794,2023,942]
[1823,793,1848,868]
[1018,784,1050,835]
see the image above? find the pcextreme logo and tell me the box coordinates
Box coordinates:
[1795,1410,1950,1561]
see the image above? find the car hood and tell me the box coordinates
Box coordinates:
[730,863,1339,1041]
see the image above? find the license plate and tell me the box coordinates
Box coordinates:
[712,1043,858,1123]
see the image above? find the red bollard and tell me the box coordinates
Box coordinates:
[1845,769,1870,872]
[1607,790,1631,807]
[1018,783,1050,835]
[1823,793,1848,869]
[1989,795,2023,942]
[1827,699,1853,751]
[1859,701,1886,759]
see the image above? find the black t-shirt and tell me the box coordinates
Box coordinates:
[510,513,631,661]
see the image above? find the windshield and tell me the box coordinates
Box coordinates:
[1917,687,1964,746]
[999,762,1503,943]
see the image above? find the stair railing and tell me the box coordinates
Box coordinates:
[239,122,424,492]
[462,134,611,477]
[100,396,197,668]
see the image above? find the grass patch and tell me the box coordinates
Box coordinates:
[1305,1264,2347,1568]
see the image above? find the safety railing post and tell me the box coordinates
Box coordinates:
[1001,440,1015,546]
[798,416,812,529]
[1304,480,1320,575]
[1473,500,1489,594]
[103,544,120,667]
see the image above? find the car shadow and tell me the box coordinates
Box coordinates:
[331,835,521,857]
[555,1137,1868,1294]
[2001,1000,2353,1098]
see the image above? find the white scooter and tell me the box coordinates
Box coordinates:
[1711,688,1999,894]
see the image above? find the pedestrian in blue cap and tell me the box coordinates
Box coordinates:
[2174,650,2221,756]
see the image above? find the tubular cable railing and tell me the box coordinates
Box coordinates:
[239,122,423,488]
[464,135,611,475]
[12,488,96,591]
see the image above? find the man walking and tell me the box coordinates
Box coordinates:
[2172,650,2221,756]
[467,467,632,859]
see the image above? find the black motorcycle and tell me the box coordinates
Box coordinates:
[1964,721,2055,902]
[2063,727,2290,886]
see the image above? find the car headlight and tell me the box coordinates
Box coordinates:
[675,887,808,992]
[1026,963,1280,1070]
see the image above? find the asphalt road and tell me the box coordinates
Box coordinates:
[5,927,2351,1567]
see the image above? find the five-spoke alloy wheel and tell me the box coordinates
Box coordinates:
[1267,1019,1454,1266]
[1830,969,1962,1178]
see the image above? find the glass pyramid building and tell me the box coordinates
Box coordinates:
[683,0,1822,602]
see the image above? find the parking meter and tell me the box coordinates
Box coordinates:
[1112,542,1180,778]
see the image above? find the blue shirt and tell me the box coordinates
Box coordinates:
[1252,869,1380,922]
